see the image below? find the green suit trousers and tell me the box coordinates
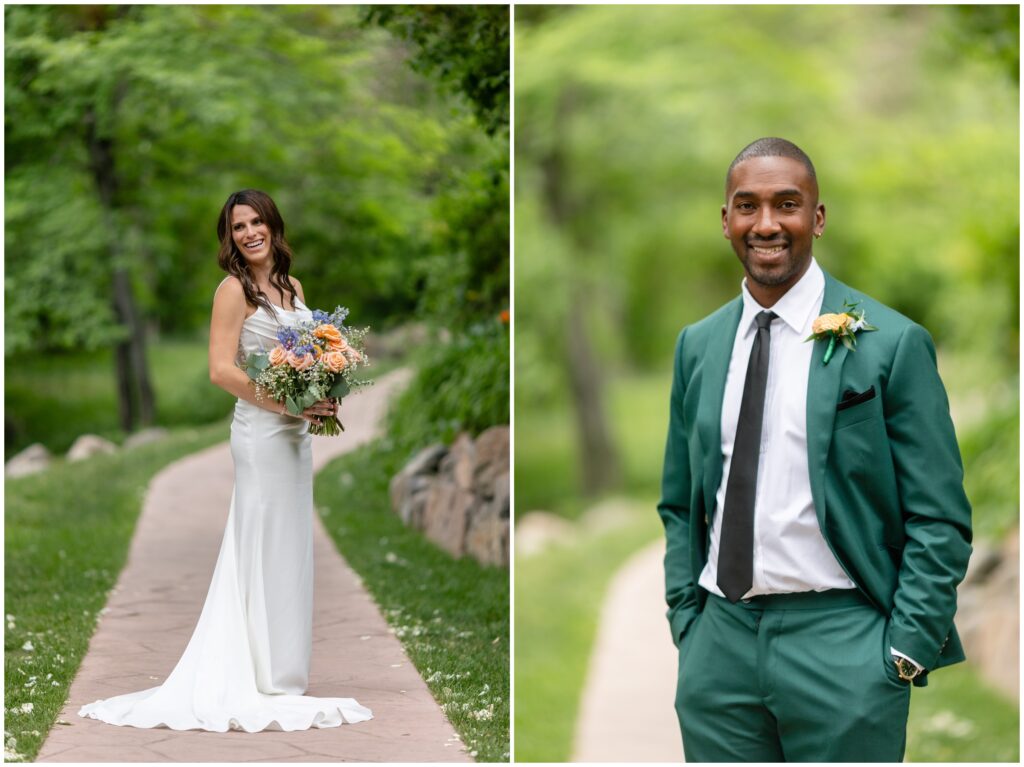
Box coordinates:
[675,589,911,762]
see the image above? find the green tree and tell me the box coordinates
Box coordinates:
[6,5,504,440]
[515,4,1018,503]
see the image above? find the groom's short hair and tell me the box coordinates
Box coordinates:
[726,137,817,194]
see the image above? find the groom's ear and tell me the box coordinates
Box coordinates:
[721,204,729,238]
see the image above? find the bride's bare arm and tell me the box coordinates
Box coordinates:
[208,278,334,422]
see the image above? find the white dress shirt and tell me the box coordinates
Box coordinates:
[698,258,857,598]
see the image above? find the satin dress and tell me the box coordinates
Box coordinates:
[79,299,372,731]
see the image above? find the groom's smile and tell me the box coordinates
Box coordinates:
[722,155,825,307]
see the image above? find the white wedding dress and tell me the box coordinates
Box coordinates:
[79,299,372,732]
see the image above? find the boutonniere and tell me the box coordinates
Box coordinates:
[805,300,877,365]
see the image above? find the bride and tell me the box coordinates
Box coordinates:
[78,190,373,732]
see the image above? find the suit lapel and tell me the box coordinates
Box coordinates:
[806,273,850,527]
[699,298,742,520]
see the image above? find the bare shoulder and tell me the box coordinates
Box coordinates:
[215,275,245,301]
[288,275,306,304]
[212,276,250,319]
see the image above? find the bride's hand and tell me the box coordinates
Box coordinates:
[300,398,338,425]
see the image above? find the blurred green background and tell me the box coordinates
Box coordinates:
[514,5,1018,762]
[5,5,510,761]
[6,4,509,457]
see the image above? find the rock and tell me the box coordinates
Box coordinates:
[389,443,448,512]
[364,323,432,360]
[404,443,449,478]
[123,427,169,449]
[440,433,475,492]
[67,435,118,462]
[466,506,510,567]
[396,475,432,529]
[388,429,509,567]
[473,425,510,497]
[957,527,1018,700]
[961,540,999,586]
[491,471,510,519]
[515,511,576,558]
[580,498,635,534]
[422,479,474,558]
[5,443,52,478]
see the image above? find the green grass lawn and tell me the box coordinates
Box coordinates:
[5,337,400,462]
[4,419,230,763]
[514,501,663,762]
[906,662,1019,762]
[316,440,509,762]
[5,337,235,460]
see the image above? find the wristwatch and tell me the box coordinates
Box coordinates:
[894,655,922,682]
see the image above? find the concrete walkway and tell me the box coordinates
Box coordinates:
[572,538,684,762]
[38,369,472,762]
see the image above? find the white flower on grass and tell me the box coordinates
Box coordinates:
[18,703,33,714]
[20,641,33,652]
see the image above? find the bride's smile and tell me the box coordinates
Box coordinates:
[230,204,272,266]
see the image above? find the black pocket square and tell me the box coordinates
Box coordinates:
[836,385,876,411]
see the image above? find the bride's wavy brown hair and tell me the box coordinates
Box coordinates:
[216,189,298,316]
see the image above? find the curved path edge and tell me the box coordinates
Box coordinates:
[571,538,685,762]
[38,368,473,762]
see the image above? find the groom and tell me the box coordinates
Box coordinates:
[657,137,972,762]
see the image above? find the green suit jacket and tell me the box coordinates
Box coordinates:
[658,271,972,685]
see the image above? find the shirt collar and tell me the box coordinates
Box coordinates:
[739,257,825,336]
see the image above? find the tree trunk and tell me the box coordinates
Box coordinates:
[540,87,622,495]
[85,99,156,432]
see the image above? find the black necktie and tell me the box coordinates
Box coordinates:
[718,310,776,602]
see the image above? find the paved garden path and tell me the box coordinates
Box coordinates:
[572,538,685,762]
[38,368,472,763]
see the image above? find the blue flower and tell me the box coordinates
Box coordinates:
[312,309,329,323]
[276,328,300,350]
[330,306,350,327]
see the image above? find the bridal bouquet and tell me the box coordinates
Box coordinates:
[244,306,370,436]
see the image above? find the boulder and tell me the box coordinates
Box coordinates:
[5,443,52,478]
[422,479,474,558]
[389,443,448,512]
[473,425,510,497]
[389,427,509,567]
[404,443,449,478]
[67,435,118,462]
[491,471,510,519]
[440,433,475,492]
[957,527,1018,700]
[395,475,432,529]
[124,427,169,449]
[515,511,576,558]
[466,506,510,567]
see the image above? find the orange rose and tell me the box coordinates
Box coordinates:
[268,345,288,366]
[287,351,315,371]
[313,324,342,345]
[811,313,850,335]
[323,351,348,373]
